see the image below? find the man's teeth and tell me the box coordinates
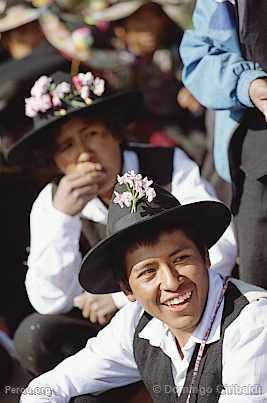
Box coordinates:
[165,291,192,306]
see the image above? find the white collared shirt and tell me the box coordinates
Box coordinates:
[25,148,237,314]
[20,271,267,403]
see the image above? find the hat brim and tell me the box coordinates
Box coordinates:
[0,6,41,33]
[79,200,231,294]
[7,90,143,164]
[91,1,181,24]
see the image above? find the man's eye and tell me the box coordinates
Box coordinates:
[173,255,190,264]
[138,268,156,278]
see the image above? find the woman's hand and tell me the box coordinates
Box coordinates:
[73,292,118,325]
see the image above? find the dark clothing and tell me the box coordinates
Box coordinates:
[229,1,267,288]
[14,310,102,376]
[0,345,13,387]
[237,0,267,71]
[133,282,248,403]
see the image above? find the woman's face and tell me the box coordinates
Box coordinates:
[115,4,170,56]
[53,116,122,200]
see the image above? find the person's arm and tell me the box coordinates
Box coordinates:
[221,298,267,402]
[19,302,142,403]
[26,184,84,314]
[180,0,267,110]
[172,148,237,277]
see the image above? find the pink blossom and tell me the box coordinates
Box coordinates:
[25,94,52,117]
[51,82,70,107]
[77,72,94,87]
[146,187,156,203]
[37,94,53,113]
[142,177,153,190]
[25,97,39,117]
[51,95,62,107]
[72,75,83,91]
[30,76,52,97]
[122,192,133,207]
[53,82,71,98]
[113,191,132,208]
[113,191,125,208]
[92,77,105,96]
[81,86,90,100]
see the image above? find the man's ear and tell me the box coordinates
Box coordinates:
[119,281,136,302]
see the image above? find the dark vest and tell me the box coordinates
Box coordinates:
[229,1,267,213]
[133,282,249,403]
[78,145,175,255]
[236,0,267,71]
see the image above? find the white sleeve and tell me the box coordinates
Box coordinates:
[171,148,237,277]
[26,184,84,314]
[220,299,267,402]
[20,302,142,403]
[111,292,129,309]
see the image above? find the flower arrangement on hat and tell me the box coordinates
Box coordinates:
[114,171,156,213]
[25,72,105,118]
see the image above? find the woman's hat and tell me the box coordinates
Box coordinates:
[6,70,143,164]
[0,0,41,33]
[79,172,231,294]
[87,0,192,26]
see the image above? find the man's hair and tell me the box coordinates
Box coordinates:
[112,219,207,292]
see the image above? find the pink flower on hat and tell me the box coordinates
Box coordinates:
[113,191,133,209]
[114,171,156,213]
[51,82,71,107]
[92,77,105,96]
[30,75,52,97]
[25,71,106,118]
[25,94,52,117]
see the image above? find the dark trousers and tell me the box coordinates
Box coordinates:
[229,109,267,289]
[14,309,102,376]
[0,345,13,387]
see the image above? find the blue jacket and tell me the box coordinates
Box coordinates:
[180,0,267,181]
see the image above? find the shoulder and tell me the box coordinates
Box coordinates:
[31,183,53,212]
[224,280,267,347]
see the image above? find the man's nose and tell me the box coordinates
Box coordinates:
[159,264,182,291]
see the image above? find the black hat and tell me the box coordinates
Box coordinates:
[79,173,231,294]
[6,70,143,164]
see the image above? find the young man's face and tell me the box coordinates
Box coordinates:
[53,116,122,199]
[125,229,210,345]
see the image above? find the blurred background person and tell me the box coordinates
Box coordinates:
[180,0,267,288]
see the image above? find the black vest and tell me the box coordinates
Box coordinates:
[229,1,267,213]
[133,282,249,403]
[79,145,174,254]
[237,0,267,71]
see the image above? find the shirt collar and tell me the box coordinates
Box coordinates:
[138,270,225,349]
[81,150,139,223]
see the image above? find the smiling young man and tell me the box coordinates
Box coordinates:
[20,174,267,403]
